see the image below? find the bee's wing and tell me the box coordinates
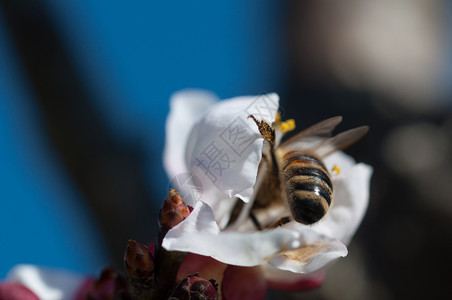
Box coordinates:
[279,116,343,150]
[309,126,369,158]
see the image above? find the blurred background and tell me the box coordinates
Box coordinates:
[0,0,451,299]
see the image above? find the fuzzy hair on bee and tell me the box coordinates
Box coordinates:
[226,115,368,231]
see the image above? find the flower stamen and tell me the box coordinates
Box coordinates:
[332,165,341,176]
[279,119,296,134]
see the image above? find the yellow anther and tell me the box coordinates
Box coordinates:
[274,112,281,124]
[332,165,341,176]
[280,119,296,133]
[286,119,295,130]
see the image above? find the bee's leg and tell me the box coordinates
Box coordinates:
[249,211,263,231]
[267,216,291,229]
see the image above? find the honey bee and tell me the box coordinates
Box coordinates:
[227,115,368,231]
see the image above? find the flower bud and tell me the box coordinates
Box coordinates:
[159,188,191,235]
[169,273,218,300]
[124,239,154,282]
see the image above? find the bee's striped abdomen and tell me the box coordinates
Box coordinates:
[282,152,333,225]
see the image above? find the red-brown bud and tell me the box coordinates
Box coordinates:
[124,240,154,282]
[169,273,218,300]
[159,189,191,235]
[151,189,191,299]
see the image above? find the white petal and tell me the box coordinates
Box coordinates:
[309,151,373,244]
[267,237,347,274]
[163,201,301,266]
[261,263,326,287]
[163,200,345,271]
[163,89,219,181]
[323,151,357,175]
[185,93,279,204]
[7,264,84,300]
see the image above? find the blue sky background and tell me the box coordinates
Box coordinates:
[0,1,286,277]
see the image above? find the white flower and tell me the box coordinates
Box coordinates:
[162,89,372,282]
